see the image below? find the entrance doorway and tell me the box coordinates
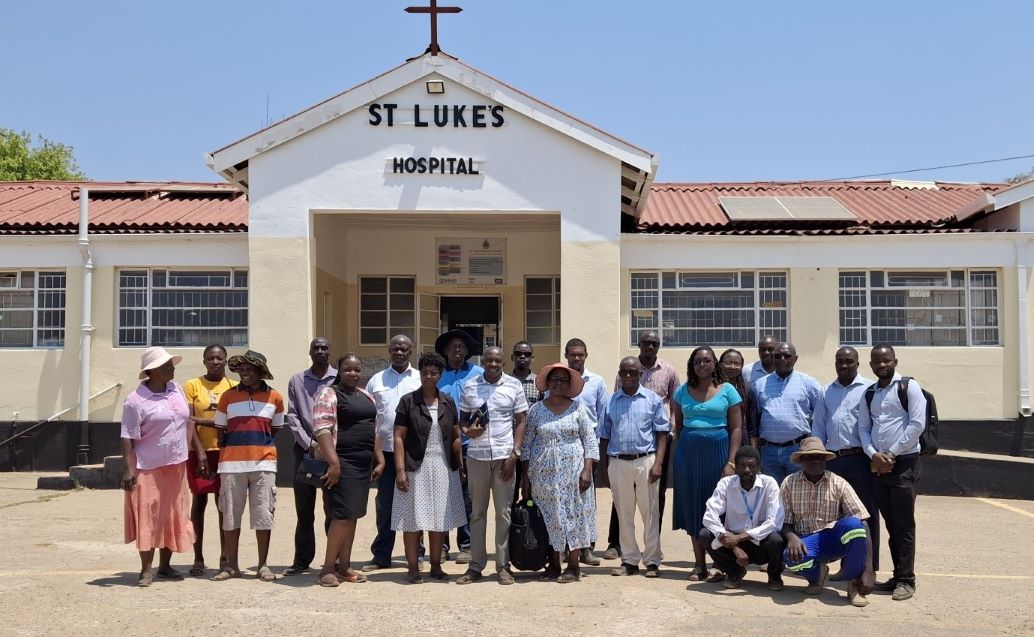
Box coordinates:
[439,296,500,361]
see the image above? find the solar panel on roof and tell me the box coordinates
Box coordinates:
[718,196,856,221]
[778,197,856,220]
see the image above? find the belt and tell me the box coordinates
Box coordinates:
[761,434,808,448]
[612,453,651,461]
[833,447,864,457]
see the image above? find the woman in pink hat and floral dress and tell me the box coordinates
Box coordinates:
[121,346,207,587]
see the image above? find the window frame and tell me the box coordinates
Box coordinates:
[628,270,789,348]
[837,268,1001,347]
[115,267,249,348]
[0,269,66,349]
[524,275,561,346]
[358,275,417,346]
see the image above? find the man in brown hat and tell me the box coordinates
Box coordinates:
[211,350,285,583]
[780,436,876,607]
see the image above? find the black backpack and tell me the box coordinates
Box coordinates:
[864,377,938,456]
[509,498,550,572]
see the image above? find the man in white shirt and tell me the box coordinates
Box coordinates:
[740,335,778,385]
[456,346,529,585]
[362,335,421,571]
[858,344,926,602]
[700,446,785,590]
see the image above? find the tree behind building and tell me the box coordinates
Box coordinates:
[0,128,86,180]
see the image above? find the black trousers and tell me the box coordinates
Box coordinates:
[828,452,880,571]
[874,453,919,586]
[292,443,330,568]
[700,528,785,576]
[607,438,670,549]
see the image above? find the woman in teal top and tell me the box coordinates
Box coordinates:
[672,346,743,582]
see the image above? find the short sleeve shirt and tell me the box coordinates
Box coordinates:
[120,382,191,471]
[182,375,236,451]
[673,382,743,429]
[460,374,530,461]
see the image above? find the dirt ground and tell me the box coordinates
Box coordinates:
[1,472,1032,637]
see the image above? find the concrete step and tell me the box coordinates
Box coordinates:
[36,475,77,490]
[917,449,1034,500]
[69,463,119,489]
[103,455,124,483]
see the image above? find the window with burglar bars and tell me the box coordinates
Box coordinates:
[629,271,788,347]
[525,276,561,345]
[838,270,1000,346]
[117,269,248,347]
[0,270,66,348]
[359,276,416,345]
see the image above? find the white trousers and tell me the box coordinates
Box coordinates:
[607,453,661,567]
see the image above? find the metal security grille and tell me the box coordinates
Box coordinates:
[117,269,248,347]
[630,271,788,347]
[838,269,999,346]
[525,276,560,345]
[0,270,66,348]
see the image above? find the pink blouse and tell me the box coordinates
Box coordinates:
[120,381,190,470]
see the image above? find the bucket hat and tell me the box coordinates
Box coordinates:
[434,329,479,360]
[790,436,837,464]
[534,363,585,398]
[227,349,274,380]
[138,347,182,379]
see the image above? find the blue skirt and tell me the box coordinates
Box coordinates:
[672,427,729,534]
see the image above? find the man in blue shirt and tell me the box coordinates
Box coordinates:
[752,342,822,484]
[812,346,879,577]
[434,328,484,564]
[564,337,610,566]
[598,357,669,578]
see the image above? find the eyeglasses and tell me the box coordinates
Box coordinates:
[617,369,640,377]
[512,351,532,357]
[692,359,715,366]
[773,353,794,360]
[547,376,571,384]
[640,340,660,347]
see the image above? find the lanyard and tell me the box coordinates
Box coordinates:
[739,487,760,522]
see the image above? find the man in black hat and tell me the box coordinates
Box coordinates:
[434,328,483,564]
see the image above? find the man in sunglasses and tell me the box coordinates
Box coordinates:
[751,342,822,484]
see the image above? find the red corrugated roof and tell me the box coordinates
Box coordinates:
[639,181,1006,233]
[0,181,247,235]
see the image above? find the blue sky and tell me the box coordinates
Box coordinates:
[3,1,1032,184]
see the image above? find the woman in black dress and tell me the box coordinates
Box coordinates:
[312,353,385,587]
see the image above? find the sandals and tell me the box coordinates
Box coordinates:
[557,568,581,583]
[257,566,276,582]
[704,571,727,583]
[686,568,708,582]
[189,562,206,577]
[211,567,241,582]
[319,572,340,587]
[335,569,368,584]
[156,568,184,581]
[428,570,450,582]
[456,570,481,585]
[407,571,424,584]
[137,572,154,587]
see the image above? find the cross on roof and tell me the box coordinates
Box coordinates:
[405,0,462,56]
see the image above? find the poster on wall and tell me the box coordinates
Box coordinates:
[436,238,506,285]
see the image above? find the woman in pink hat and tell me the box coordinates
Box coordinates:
[121,346,207,587]
[520,363,598,583]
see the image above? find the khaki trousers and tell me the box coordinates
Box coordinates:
[467,457,515,573]
[607,454,661,567]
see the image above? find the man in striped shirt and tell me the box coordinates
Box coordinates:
[212,350,285,583]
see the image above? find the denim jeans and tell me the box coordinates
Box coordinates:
[761,442,801,485]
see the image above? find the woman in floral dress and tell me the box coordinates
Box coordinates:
[521,363,599,583]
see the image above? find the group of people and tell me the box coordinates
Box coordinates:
[119,328,925,607]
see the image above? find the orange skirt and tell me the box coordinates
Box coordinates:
[124,462,196,552]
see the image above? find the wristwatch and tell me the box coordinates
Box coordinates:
[512,448,522,459]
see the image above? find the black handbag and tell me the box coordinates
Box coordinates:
[295,453,329,488]
[509,498,550,572]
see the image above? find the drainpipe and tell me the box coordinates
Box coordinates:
[1014,236,1031,456]
[76,187,94,466]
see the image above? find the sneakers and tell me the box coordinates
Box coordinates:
[848,580,870,607]
[603,547,621,560]
[892,582,915,601]
[644,564,660,578]
[454,550,470,564]
[874,579,897,593]
[498,569,515,585]
[766,575,785,592]
[580,551,602,566]
[803,564,829,595]
[360,561,391,573]
[611,563,640,576]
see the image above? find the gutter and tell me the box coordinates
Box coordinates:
[76,187,94,465]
